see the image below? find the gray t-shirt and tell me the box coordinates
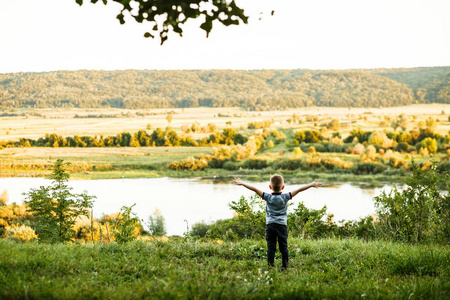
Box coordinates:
[262,192,292,225]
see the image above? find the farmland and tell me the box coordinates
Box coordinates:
[1,105,449,181]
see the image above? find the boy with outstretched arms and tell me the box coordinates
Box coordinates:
[233,174,322,270]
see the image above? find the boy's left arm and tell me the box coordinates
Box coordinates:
[290,179,322,198]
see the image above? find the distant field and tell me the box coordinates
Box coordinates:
[0,146,210,164]
[1,104,449,141]
[0,147,213,178]
[1,104,449,180]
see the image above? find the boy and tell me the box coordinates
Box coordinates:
[233,175,322,270]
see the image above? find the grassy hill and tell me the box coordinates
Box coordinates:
[0,67,448,110]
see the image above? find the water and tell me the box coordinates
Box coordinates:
[0,177,393,236]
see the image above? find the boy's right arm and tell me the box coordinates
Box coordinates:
[233,178,264,198]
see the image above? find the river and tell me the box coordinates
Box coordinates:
[0,177,394,236]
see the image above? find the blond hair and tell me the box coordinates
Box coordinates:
[270,174,284,192]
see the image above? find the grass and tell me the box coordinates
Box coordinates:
[0,238,448,299]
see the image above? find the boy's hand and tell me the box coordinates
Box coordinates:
[311,179,322,188]
[233,178,243,186]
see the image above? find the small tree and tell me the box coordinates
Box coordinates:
[421,137,438,154]
[166,114,173,125]
[327,119,340,131]
[147,208,167,236]
[23,159,95,243]
[112,204,141,244]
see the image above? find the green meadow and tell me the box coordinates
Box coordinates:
[1,238,449,299]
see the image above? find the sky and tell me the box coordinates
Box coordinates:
[1,0,449,73]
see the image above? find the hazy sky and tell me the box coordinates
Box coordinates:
[1,0,449,73]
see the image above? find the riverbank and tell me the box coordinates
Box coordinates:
[0,167,405,186]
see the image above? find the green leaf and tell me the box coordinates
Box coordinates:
[76,0,83,5]
[117,13,125,24]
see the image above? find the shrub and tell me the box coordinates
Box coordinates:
[207,195,265,240]
[388,157,408,169]
[270,159,304,171]
[352,143,365,154]
[421,137,438,154]
[374,162,450,243]
[436,161,450,174]
[327,142,344,153]
[223,161,239,171]
[311,143,327,152]
[190,221,211,237]
[360,145,378,162]
[321,157,353,170]
[4,225,38,242]
[112,204,141,244]
[288,202,334,238]
[0,190,8,206]
[395,142,410,153]
[74,218,111,242]
[293,147,303,156]
[242,159,268,170]
[351,163,386,175]
[327,119,340,131]
[167,156,209,170]
[147,208,167,236]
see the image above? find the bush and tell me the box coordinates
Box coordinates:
[4,225,38,242]
[351,163,386,175]
[190,221,211,237]
[242,159,268,170]
[208,195,265,240]
[288,202,334,238]
[168,156,209,170]
[327,142,344,153]
[0,190,8,206]
[310,143,326,153]
[112,204,141,244]
[321,157,352,170]
[294,130,322,144]
[270,159,304,171]
[293,147,302,156]
[147,209,167,236]
[374,162,450,243]
[421,137,438,154]
[395,142,410,153]
[223,161,239,171]
[436,161,450,174]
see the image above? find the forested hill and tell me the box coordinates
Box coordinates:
[0,67,448,110]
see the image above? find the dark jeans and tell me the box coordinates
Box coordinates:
[266,223,289,268]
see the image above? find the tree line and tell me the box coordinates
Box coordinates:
[0,128,248,149]
[1,67,448,110]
